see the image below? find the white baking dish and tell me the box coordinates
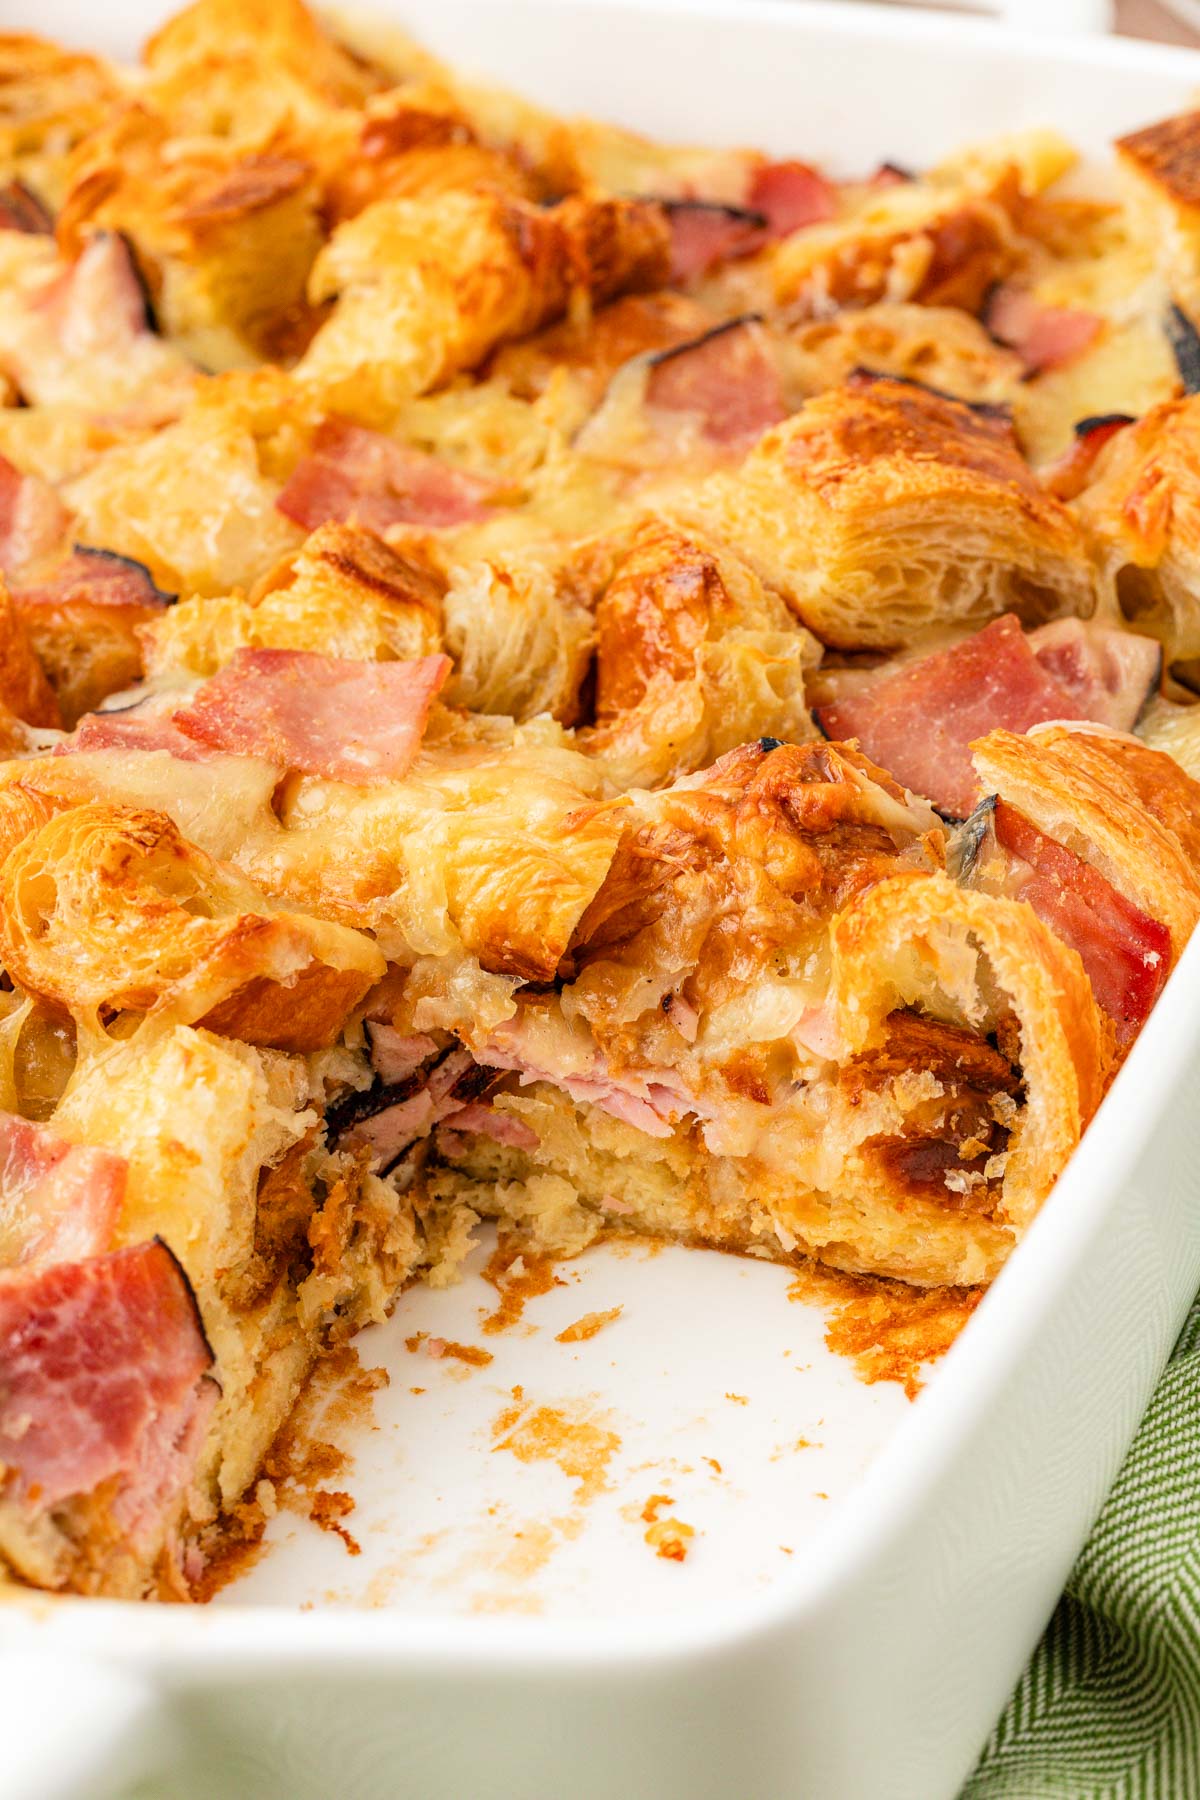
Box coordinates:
[4,4,1200,1797]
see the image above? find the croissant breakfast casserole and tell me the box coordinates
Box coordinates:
[2,0,1200,1601]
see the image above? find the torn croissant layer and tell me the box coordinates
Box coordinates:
[2,0,1200,1601]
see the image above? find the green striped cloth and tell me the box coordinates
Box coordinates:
[963,1295,1200,1799]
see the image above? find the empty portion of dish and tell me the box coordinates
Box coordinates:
[4,0,1200,1600]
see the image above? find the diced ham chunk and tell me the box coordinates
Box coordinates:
[172,648,451,783]
[34,231,152,363]
[0,1239,214,1528]
[665,202,768,282]
[746,160,837,239]
[645,318,787,448]
[436,1101,538,1150]
[0,454,68,577]
[665,163,833,281]
[275,418,497,534]
[816,615,1087,816]
[1027,619,1161,732]
[342,1090,436,1169]
[984,283,1102,375]
[1041,414,1133,501]
[0,1111,126,1270]
[58,709,217,759]
[993,801,1170,1044]
[14,546,174,617]
[366,1025,439,1085]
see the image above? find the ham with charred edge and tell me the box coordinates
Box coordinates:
[16,545,177,611]
[660,199,768,282]
[326,1045,499,1174]
[0,1238,216,1529]
[1042,414,1135,501]
[983,283,1101,375]
[644,314,787,446]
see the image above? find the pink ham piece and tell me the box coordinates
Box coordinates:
[984,283,1102,375]
[57,710,216,759]
[1027,619,1161,732]
[1042,414,1134,501]
[816,615,1088,815]
[645,317,787,448]
[475,1037,679,1139]
[664,201,769,282]
[746,160,837,239]
[0,1239,215,1527]
[366,1024,439,1085]
[14,546,174,615]
[436,1101,538,1150]
[276,418,497,534]
[0,454,68,577]
[34,231,153,359]
[0,1111,126,1268]
[994,801,1170,1045]
[342,1090,436,1168]
[172,647,451,783]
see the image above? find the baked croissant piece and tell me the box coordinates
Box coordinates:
[423,738,1109,1288]
[685,373,1097,650]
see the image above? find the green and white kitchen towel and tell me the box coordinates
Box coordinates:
[964,1296,1200,1799]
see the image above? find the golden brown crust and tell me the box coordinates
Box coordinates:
[297,188,671,418]
[683,374,1095,650]
[831,870,1106,1231]
[579,517,817,785]
[770,168,1025,317]
[0,801,385,1044]
[58,105,324,362]
[145,523,444,681]
[1073,396,1200,662]
[1117,112,1200,213]
[0,577,60,729]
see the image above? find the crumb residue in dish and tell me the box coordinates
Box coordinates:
[490,1395,621,1503]
[787,1262,983,1398]
[422,1336,494,1366]
[555,1306,623,1343]
[479,1239,563,1334]
[644,1516,695,1562]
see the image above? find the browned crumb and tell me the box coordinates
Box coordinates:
[555,1306,623,1344]
[644,1517,695,1562]
[725,1392,748,1405]
[787,1261,982,1398]
[814,1491,829,1501]
[426,1338,494,1367]
[703,1456,722,1475]
[480,1239,561,1334]
[779,1545,794,1555]
[405,1331,428,1353]
[309,1490,361,1556]
[409,1386,426,1395]
[491,1399,621,1503]
[640,1493,674,1524]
